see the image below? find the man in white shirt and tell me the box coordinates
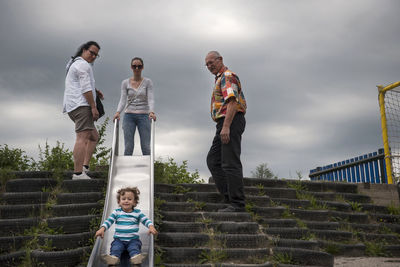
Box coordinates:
[63,41,103,179]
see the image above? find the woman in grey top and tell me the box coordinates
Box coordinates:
[113,57,156,155]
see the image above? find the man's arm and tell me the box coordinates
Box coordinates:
[220,97,237,144]
[83,91,99,121]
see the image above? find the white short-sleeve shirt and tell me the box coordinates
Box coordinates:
[63,57,96,113]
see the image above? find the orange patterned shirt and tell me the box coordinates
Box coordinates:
[211,67,247,121]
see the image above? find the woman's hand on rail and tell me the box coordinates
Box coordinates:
[113,112,120,122]
[149,112,156,121]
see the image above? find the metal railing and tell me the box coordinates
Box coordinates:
[309,149,388,183]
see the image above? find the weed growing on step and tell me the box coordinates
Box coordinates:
[154,197,166,229]
[296,192,328,210]
[187,199,206,211]
[387,202,400,215]
[295,218,307,229]
[89,117,111,170]
[287,181,307,192]
[323,242,341,255]
[247,255,269,264]
[365,241,389,256]
[154,245,166,267]
[245,202,262,222]
[173,185,191,194]
[255,184,266,196]
[335,194,347,203]
[347,201,363,212]
[301,231,317,241]
[272,252,297,265]
[0,168,15,193]
[199,249,227,264]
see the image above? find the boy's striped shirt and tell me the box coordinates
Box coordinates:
[101,208,153,241]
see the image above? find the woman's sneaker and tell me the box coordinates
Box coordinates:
[101,254,120,265]
[72,172,91,180]
[130,253,145,264]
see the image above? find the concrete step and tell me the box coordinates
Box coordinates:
[273,238,319,250]
[0,203,101,219]
[6,178,57,192]
[0,236,30,253]
[304,221,340,230]
[0,192,50,204]
[0,250,26,267]
[260,219,298,228]
[5,171,106,179]
[161,211,253,222]
[160,247,270,264]
[157,233,268,248]
[0,217,39,236]
[251,207,286,219]
[160,202,227,212]
[160,221,259,234]
[0,203,46,219]
[56,192,104,204]
[5,177,105,193]
[47,215,99,234]
[311,230,353,242]
[245,187,297,199]
[370,213,400,224]
[0,232,93,253]
[156,183,217,193]
[30,246,91,267]
[272,247,334,266]
[51,203,102,217]
[0,192,103,205]
[318,241,366,257]
[61,179,105,193]
[242,178,358,194]
[264,228,310,240]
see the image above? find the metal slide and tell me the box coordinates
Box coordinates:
[87,119,155,267]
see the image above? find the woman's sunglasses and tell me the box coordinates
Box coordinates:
[132,65,143,69]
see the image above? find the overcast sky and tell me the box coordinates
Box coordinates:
[1,0,399,180]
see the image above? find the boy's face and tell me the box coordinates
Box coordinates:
[118,191,136,212]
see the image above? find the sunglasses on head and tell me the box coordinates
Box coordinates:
[132,65,143,69]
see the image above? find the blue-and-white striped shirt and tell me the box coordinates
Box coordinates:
[101,208,153,241]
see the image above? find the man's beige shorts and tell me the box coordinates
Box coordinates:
[68,106,95,133]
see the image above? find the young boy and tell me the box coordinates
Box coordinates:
[95,186,158,266]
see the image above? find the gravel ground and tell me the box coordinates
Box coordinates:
[334,257,400,267]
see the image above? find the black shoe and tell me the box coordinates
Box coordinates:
[218,205,246,212]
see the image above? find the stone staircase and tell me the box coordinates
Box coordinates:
[1,171,400,266]
[0,171,106,267]
[155,178,400,266]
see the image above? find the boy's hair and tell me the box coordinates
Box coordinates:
[116,187,140,204]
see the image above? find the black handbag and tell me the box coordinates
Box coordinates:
[96,94,105,118]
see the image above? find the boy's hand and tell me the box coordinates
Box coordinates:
[95,227,105,238]
[148,225,158,235]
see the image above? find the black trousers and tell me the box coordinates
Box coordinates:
[207,112,246,208]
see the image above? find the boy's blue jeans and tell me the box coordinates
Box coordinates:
[110,238,142,258]
[122,113,151,155]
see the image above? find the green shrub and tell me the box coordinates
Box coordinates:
[154,157,202,184]
[0,144,33,171]
[36,141,74,171]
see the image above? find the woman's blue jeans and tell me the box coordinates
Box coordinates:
[123,113,151,155]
